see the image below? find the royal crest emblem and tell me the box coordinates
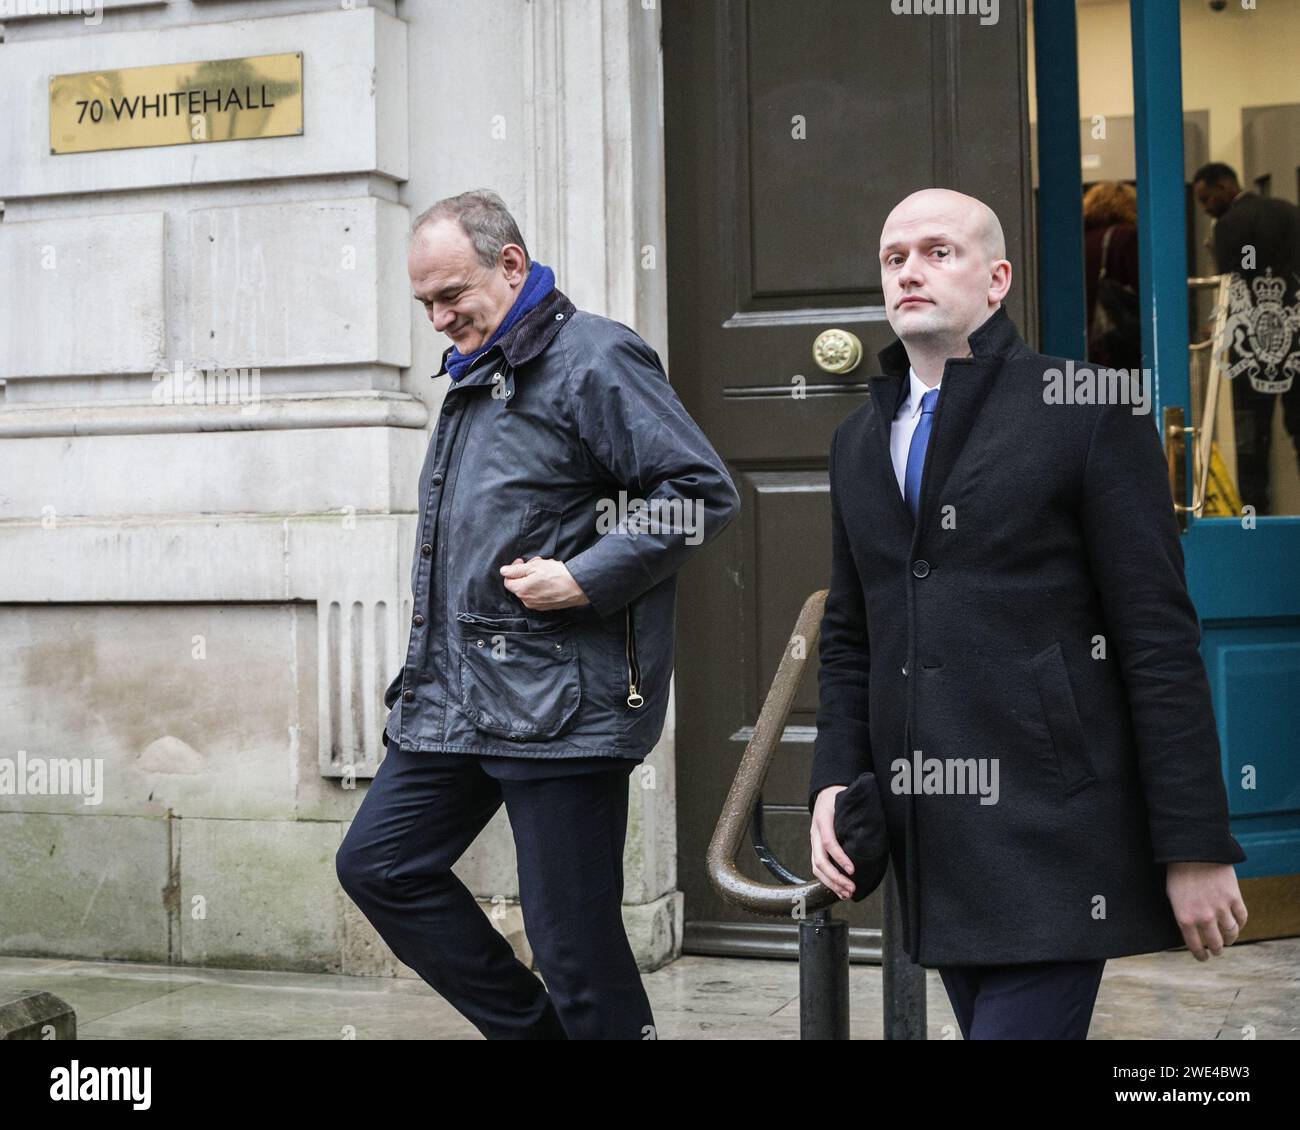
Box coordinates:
[1222,269,1300,393]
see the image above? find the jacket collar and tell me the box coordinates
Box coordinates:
[867,305,1023,535]
[434,286,576,384]
[876,304,1020,381]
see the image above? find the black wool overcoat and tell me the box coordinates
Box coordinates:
[809,306,1245,967]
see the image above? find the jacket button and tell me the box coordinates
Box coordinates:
[902,664,908,676]
[402,689,414,702]
[431,472,444,486]
[413,614,425,627]
[421,543,432,557]
[912,559,930,578]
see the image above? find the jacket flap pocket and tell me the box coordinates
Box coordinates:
[457,610,573,633]
[459,625,582,741]
[1028,642,1097,795]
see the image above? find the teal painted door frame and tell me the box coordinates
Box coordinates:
[1034,3,1299,880]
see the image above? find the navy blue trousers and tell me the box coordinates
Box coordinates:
[937,958,1107,1039]
[335,743,655,1040]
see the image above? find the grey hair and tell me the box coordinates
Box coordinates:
[410,189,532,270]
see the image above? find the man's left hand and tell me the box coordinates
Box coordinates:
[500,557,590,610]
[1166,861,1248,961]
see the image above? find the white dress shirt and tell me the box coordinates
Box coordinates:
[889,366,943,498]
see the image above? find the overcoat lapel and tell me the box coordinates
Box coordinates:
[867,307,1021,533]
[865,367,914,534]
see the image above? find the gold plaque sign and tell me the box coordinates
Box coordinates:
[49,52,303,155]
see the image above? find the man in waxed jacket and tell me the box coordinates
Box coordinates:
[808,188,1248,1040]
[336,189,740,1040]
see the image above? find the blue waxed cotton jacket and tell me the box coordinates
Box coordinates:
[382,285,741,763]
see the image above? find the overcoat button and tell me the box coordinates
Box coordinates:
[421,543,432,556]
[402,690,414,702]
[912,559,930,578]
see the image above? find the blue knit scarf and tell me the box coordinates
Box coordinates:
[445,262,556,382]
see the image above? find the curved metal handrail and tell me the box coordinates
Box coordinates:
[706,589,840,916]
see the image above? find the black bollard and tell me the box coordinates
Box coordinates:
[799,910,850,1039]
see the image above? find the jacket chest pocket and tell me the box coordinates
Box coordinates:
[457,613,582,741]
[1028,641,1098,796]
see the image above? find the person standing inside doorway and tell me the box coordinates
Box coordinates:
[1193,162,1300,515]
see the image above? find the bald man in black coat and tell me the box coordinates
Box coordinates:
[808,188,1248,1040]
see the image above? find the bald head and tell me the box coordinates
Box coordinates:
[884,188,1006,262]
[878,187,1013,354]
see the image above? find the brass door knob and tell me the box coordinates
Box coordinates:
[812,328,863,374]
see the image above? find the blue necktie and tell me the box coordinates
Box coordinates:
[904,387,940,521]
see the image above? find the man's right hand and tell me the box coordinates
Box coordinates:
[810,785,855,900]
